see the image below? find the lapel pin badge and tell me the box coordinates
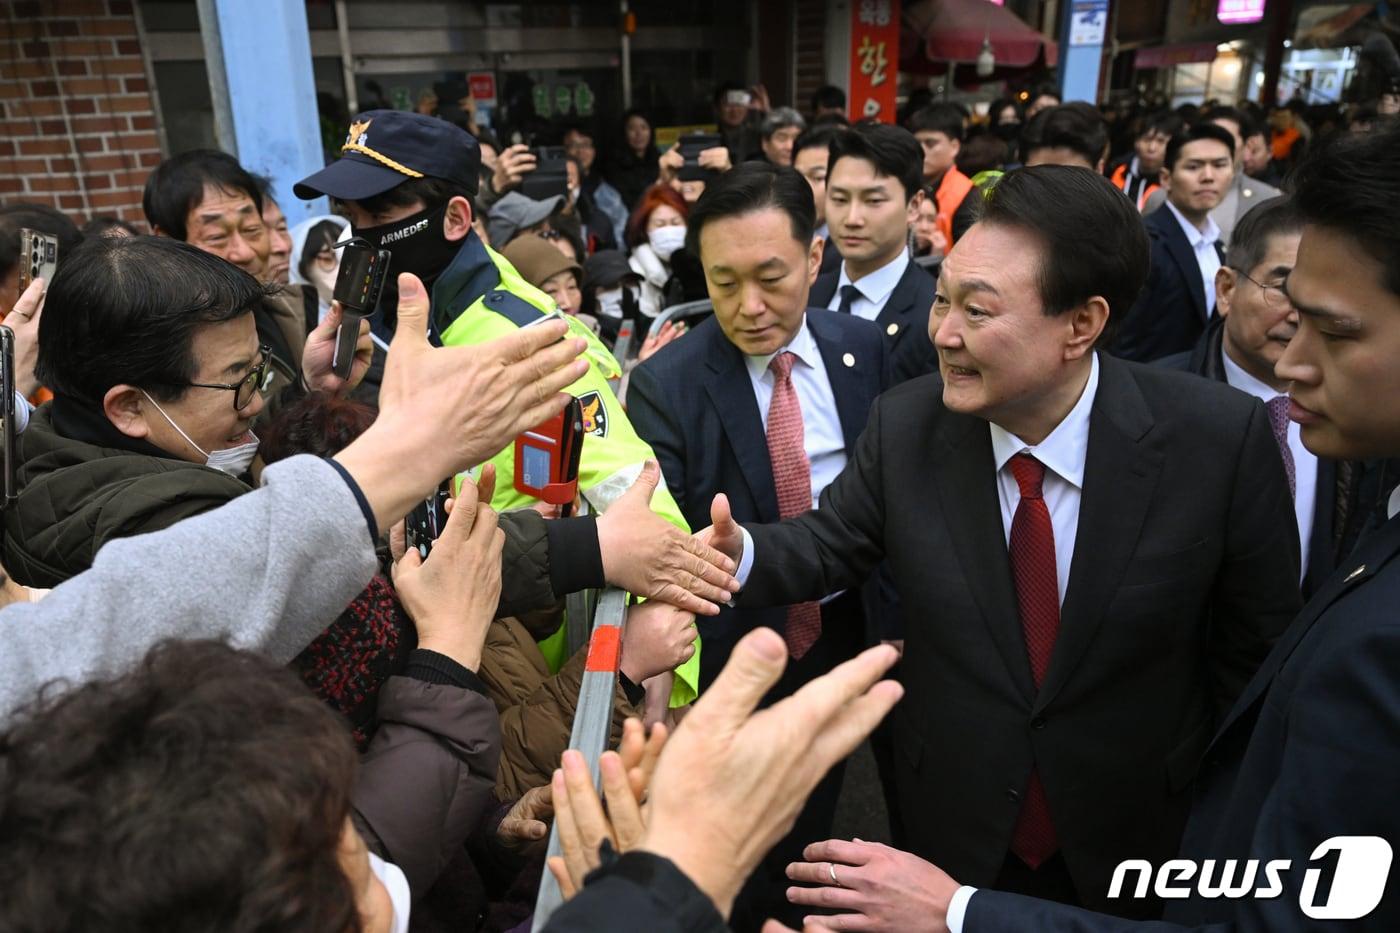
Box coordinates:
[886,323,900,336]
[842,352,855,367]
[1345,564,1366,583]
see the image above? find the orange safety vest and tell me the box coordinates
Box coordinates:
[935,167,976,247]
[1110,162,1160,212]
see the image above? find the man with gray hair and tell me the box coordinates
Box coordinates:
[758,106,807,167]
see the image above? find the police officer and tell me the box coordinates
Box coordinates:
[295,111,701,704]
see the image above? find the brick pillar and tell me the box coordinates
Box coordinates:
[0,0,162,227]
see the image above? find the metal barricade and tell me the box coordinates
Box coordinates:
[646,298,713,340]
[531,587,630,930]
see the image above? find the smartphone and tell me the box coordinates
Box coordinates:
[1,325,16,507]
[404,478,452,559]
[724,89,752,107]
[678,132,723,182]
[17,228,59,295]
[521,145,569,201]
[331,238,391,379]
[514,396,584,516]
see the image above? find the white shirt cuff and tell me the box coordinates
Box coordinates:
[947,885,977,933]
[732,525,756,593]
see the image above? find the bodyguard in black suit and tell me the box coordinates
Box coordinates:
[809,123,940,385]
[627,163,889,930]
[1111,124,1236,363]
[704,167,1300,918]
[1158,198,1391,599]
[784,117,1400,933]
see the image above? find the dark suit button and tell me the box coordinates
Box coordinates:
[1006,788,1021,803]
[1031,717,1046,730]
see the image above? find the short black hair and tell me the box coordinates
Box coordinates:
[811,84,846,113]
[142,149,264,242]
[792,124,844,162]
[906,103,966,143]
[0,641,359,933]
[685,161,815,257]
[1138,109,1186,140]
[80,216,141,239]
[1205,105,1245,134]
[1163,122,1236,171]
[1019,102,1109,167]
[1225,197,1301,274]
[0,202,83,281]
[37,235,272,404]
[957,132,1009,177]
[1293,121,1400,297]
[977,165,1149,335]
[827,123,923,202]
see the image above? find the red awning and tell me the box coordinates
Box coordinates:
[903,0,1058,68]
[1134,42,1218,69]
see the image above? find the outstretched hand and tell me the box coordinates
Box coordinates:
[596,461,739,614]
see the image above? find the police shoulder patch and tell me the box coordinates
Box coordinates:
[578,391,608,438]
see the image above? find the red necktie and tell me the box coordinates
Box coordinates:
[767,351,821,659]
[1007,453,1060,869]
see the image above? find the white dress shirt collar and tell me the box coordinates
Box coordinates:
[1220,349,1283,402]
[744,314,821,381]
[1164,198,1222,251]
[988,353,1100,489]
[1388,485,1400,520]
[836,248,909,307]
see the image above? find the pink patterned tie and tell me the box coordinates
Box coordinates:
[1007,453,1060,869]
[767,351,822,659]
[1266,396,1297,499]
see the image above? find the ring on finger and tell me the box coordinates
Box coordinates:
[828,862,841,887]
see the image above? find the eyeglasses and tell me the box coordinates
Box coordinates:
[1231,268,1293,311]
[182,345,272,411]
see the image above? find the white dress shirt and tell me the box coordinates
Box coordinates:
[987,353,1101,605]
[827,249,910,323]
[1221,353,1317,580]
[1388,485,1400,521]
[1164,199,1223,316]
[744,315,848,509]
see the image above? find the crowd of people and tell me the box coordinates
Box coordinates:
[1,64,1400,933]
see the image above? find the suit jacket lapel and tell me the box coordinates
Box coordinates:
[933,416,1037,704]
[875,260,922,342]
[1305,458,1339,591]
[1037,356,1165,712]
[1153,208,1209,323]
[808,312,867,452]
[1210,513,1400,746]
[702,327,780,522]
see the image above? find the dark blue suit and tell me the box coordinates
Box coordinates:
[1112,205,1222,363]
[966,510,1400,930]
[627,307,890,930]
[810,256,939,386]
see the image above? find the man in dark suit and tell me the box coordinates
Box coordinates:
[1112,123,1236,363]
[780,118,1400,933]
[1159,197,1391,599]
[809,123,939,385]
[698,166,1300,917]
[792,124,845,280]
[627,162,888,930]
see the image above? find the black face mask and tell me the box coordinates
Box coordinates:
[993,122,1021,143]
[354,203,458,321]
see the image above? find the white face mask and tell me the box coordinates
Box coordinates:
[647,225,686,261]
[141,391,260,476]
[368,852,411,933]
[308,260,339,310]
[595,286,630,319]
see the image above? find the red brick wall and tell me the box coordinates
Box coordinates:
[0,0,162,227]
